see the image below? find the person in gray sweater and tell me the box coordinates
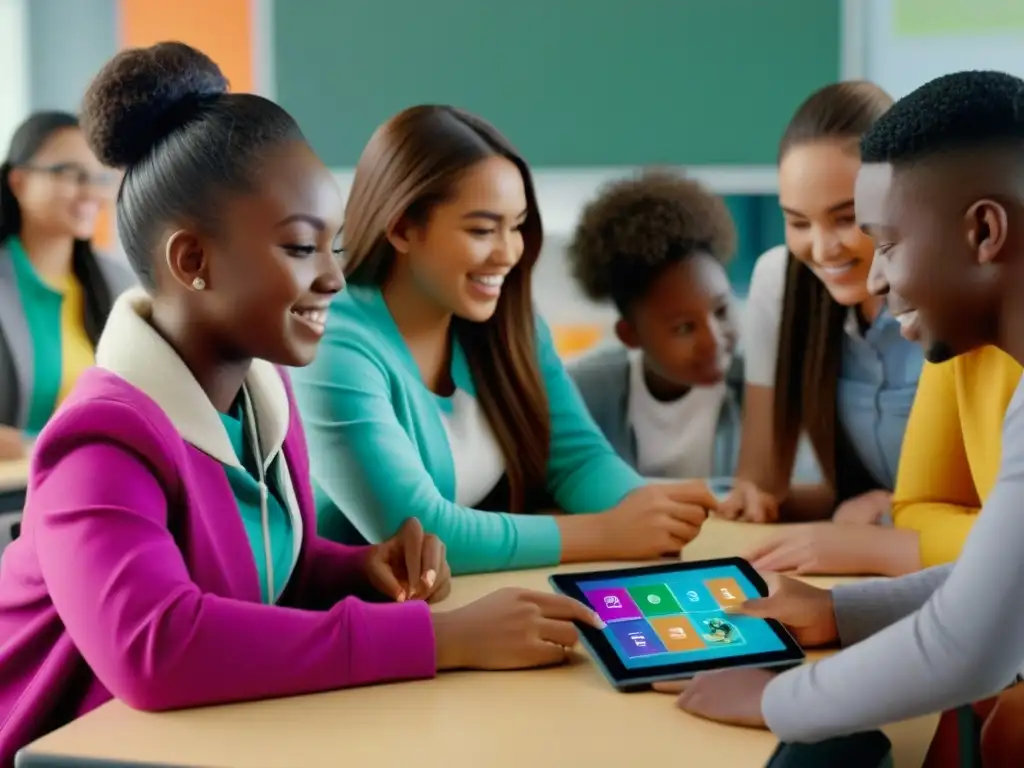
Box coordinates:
[654,69,1024,746]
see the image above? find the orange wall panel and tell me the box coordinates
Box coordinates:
[118,0,253,93]
[108,0,253,251]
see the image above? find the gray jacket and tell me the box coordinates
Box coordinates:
[568,344,744,478]
[763,375,1024,742]
[0,243,135,428]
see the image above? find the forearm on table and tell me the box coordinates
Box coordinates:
[556,513,613,562]
[832,564,951,646]
[431,507,563,574]
[762,567,955,742]
[298,538,372,609]
[865,528,922,577]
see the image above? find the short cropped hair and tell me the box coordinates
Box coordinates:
[568,170,736,315]
[860,70,1024,166]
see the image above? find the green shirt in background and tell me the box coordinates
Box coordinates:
[8,237,63,434]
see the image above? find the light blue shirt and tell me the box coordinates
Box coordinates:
[836,306,924,489]
[744,246,924,491]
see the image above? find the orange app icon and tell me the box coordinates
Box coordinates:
[649,616,705,652]
[704,577,746,608]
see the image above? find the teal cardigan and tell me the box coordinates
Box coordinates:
[292,285,645,574]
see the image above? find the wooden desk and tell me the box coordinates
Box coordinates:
[0,460,27,548]
[20,519,938,767]
[0,458,28,493]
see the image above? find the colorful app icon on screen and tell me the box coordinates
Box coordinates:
[583,587,643,623]
[609,619,667,658]
[704,577,746,608]
[673,583,714,613]
[626,583,682,617]
[700,616,745,646]
[649,615,706,652]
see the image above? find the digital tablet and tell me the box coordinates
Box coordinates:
[549,558,804,690]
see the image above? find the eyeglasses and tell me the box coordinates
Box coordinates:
[19,162,119,194]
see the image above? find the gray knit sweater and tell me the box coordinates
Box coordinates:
[762,376,1024,741]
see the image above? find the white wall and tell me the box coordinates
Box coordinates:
[861,0,1024,98]
[333,166,777,240]
[0,0,29,152]
[331,167,777,331]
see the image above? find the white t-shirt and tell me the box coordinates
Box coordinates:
[743,244,789,387]
[627,352,726,479]
[742,245,823,483]
[438,389,506,507]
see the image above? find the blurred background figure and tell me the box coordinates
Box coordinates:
[0,111,131,459]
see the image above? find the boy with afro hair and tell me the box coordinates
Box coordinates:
[567,170,742,480]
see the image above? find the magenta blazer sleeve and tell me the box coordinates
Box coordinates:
[297,537,374,609]
[30,401,437,712]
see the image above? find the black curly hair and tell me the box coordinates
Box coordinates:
[568,170,737,316]
[80,41,304,288]
[861,70,1024,166]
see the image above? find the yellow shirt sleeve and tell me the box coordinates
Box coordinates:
[56,275,96,405]
[891,359,980,568]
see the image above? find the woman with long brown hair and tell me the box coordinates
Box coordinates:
[718,82,927,574]
[294,105,716,574]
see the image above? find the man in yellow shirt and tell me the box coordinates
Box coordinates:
[893,345,1022,568]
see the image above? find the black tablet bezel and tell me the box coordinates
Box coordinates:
[550,557,804,685]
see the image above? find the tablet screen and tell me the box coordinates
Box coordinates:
[577,563,787,670]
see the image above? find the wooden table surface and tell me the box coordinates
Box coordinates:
[20,518,938,767]
[0,458,28,493]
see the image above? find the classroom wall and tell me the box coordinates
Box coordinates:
[10,0,1024,349]
[860,0,1024,98]
[0,0,29,150]
[26,0,117,113]
[118,0,254,94]
[273,0,842,169]
[7,1,841,341]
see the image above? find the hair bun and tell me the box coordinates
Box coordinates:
[81,41,228,168]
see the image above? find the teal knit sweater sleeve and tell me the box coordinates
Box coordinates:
[534,318,646,509]
[294,294,645,575]
[294,324,560,575]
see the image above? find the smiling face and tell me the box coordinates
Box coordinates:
[167,140,346,368]
[779,140,877,307]
[388,155,530,323]
[619,253,738,389]
[855,160,1006,363]
[8,127,118,240]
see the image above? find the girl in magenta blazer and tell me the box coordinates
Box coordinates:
[0,42,599,766]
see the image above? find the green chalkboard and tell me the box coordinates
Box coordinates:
[273,0,841,168]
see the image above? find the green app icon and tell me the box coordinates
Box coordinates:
[626,583,682,617]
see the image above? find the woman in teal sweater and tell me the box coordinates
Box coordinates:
[293,105,716,574]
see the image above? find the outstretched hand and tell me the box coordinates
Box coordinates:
[716,480,779,524]
[745,522,896,576]
[653,667,775,728]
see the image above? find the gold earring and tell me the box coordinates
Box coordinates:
[192,277,206,291]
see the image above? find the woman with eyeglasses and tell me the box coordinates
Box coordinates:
[0,112,134,459]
